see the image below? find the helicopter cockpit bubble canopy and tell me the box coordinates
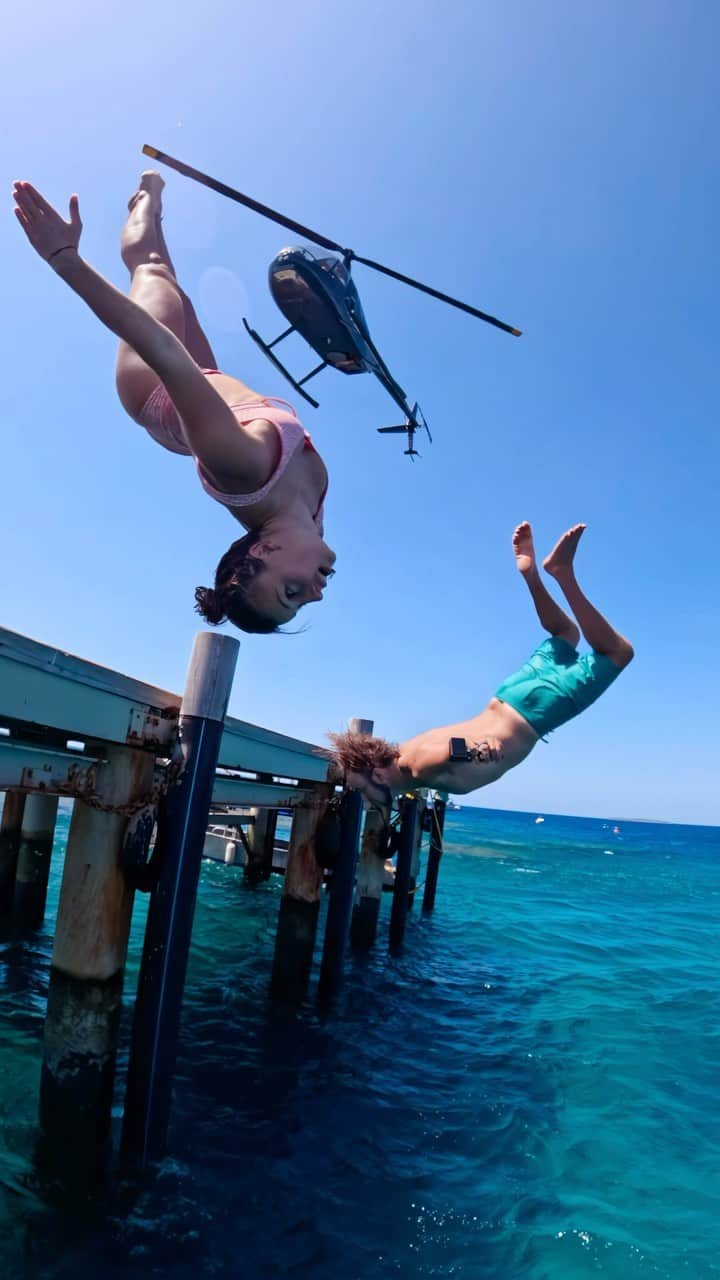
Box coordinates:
[268,244,370,374]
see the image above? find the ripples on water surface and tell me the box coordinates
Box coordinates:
[1,804,719,1277]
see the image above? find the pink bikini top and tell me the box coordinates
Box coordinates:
[197,397,327,533]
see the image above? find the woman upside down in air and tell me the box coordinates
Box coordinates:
[12,171,336,634]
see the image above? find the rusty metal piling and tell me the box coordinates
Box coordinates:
[269,800,326,1002]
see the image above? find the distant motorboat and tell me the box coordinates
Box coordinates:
[446,801,462,811]
[534,816,545,824]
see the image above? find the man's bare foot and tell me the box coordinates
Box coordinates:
[512,521,537,575]
[127,170,165,213]
[543,523,587,577]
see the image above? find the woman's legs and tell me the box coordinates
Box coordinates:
[116,171,224,421]
[543,525,634,668]
[116,170,266,426]
[513,522,581,648]
[115,173,192,419]
[150,206,217,368]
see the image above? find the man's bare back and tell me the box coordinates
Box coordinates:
[394,699,538,794]
[331,522,633,811]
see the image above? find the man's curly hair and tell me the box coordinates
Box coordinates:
[326,729,400,777]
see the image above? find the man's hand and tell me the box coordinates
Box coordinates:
[12,181,82,264]
[470,738,505,764]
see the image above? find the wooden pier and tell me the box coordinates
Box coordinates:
[0,624,447,1180]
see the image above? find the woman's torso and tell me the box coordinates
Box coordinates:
[203,375,328,529]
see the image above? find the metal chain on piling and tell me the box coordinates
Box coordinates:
[73,744,186,820]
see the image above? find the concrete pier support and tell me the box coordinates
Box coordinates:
[350,809,388,949]
[318,790,364,1002]
[0,791,26,915]
[270,800,325,1003]
[389,796,421,954]
[39,743,156,1178]
[422,796,447,913]
[14,794,59,928]
[245,807,278,883]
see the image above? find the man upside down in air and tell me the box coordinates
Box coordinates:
[329,522,634,809]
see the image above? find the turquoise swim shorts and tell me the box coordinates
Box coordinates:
[495,636,622,739]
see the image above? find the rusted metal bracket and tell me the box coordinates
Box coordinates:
[0,740,98,798]
[126,703,179,749]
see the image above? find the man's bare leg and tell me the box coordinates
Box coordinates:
[513,522,580,648]
[543,525,634,668]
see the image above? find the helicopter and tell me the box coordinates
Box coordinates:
[142,145,522,457]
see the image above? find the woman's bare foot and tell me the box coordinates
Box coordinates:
[543,523,587,577]
[512,521,537,575]
[121,172,169,272]
[127,170,165,213]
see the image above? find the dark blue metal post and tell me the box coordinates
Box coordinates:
[317,790,364,1002]
[121,633,238,1169]
[389,796,420,953]
[422,796,447,913]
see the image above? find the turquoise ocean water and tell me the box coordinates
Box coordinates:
[1,803,719,1278]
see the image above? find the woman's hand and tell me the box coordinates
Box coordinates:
[12,181,82,264]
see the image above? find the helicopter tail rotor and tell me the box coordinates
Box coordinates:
[377,403,430,459]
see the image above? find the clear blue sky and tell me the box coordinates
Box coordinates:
[3,1,719,823]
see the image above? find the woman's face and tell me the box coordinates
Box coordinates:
[246,529,337,624]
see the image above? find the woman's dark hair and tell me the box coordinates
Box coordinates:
[195,531,280,635]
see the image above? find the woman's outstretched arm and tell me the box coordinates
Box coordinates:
[12,181,271,485]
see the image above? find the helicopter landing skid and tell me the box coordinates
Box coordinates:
[242,318,322,409]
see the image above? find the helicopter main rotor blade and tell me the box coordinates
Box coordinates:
[143,145,522,336]
[142,145,344,255]
[351,254,522,337]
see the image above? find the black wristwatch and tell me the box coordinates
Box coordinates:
[448,737,472,762]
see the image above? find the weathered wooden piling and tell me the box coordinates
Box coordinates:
[39,742,156,1176]
[121,633,238,1169]
[245,806,278,882]
[1,623,336,1172]
[269,799,326,1002]
[0,791,26,915]
[407,795,427,910]
[318,789,364,1002]
[422,795,447,913]
[350,808,388,949]
[13,793,59,927]
[347,718,387,951]
[389,796,421,953]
